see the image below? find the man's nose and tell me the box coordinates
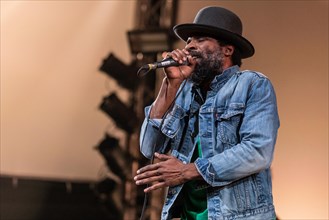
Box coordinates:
[185,40,196,50]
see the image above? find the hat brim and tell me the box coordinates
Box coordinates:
[173,23,255,58]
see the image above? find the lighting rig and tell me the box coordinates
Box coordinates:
[95,1,178,219]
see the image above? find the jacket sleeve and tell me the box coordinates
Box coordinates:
[139,104,187,159]
[139,106,164,159]
[194,75,280,187]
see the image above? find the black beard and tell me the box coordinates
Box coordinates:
[189,50,224,86]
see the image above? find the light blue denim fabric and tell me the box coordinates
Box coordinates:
[139,65,280,220]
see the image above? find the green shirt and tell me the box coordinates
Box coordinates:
[181,138,208,220]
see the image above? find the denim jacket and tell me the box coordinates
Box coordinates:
[139,66,280,220]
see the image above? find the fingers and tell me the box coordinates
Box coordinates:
[134,159,162,184]
[154,152,172,161]
[162,49,190,64]
[134,153,182,192]
[135,166,171,193]
[134,165,166,193]
[135,170,163,185]
[135,153,170,175]
[171,49,190,64]
[143,182,166,193]
[135,168,158,179]
[136,162,159,174]
[135,153,169,180]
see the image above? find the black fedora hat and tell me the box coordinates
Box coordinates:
[173,6,255,58]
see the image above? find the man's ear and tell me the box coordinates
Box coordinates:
[224,45,234,56]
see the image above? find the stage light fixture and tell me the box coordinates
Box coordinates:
[99,93,138,133]
[99,53,140,91]
[95,133,131,181]
[127,28,175,55]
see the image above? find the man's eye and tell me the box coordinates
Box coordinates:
[196,37,207,43]
[186,37,208,45]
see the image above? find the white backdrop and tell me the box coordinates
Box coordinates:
[1,1,135,180]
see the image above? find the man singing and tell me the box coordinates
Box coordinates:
[134,6,279,220]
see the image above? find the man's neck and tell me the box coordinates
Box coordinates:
[199,63,234,91]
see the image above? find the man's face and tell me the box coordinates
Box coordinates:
[185,36,225,85]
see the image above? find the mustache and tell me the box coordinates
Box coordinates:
[187,50,203,59]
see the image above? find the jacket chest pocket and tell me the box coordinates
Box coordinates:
[215,103,245,145]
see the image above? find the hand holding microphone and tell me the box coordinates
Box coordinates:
[137,49,195,78]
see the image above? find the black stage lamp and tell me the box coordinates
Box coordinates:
[99,53,140,91]
[99,93,138,133]
[95,133,131,181]
[127,28,175,55]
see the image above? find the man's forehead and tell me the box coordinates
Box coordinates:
[186,36,219,43]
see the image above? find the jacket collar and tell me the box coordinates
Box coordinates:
[210,65,240,90]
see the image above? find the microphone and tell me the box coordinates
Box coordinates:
[137,58,189,77]
[145,57,189,70]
